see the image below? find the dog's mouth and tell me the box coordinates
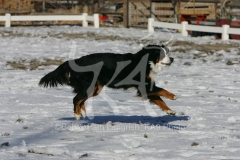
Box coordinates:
[161,57,174,66]
[161,62,171,66]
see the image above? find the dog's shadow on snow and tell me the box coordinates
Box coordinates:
[59,115,190,130]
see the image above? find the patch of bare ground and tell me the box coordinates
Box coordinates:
[3,30,240,70]
[0,31,32,38]
[0,30,144,42]
[172,41,240,65]
[7,59,64,70]
[2,30,239,53]
[28,149,53,156]
[171,41,240,54]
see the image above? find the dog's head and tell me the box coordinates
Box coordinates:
[141,45,173,79]
[144,44,174,67]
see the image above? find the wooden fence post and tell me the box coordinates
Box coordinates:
[222,25,229,40]
[123,0,128,28]
[181,21,188,37]
[82,13,88,27]
[5,13,11,28]
[148,18,154,33]
[93,14,99,28]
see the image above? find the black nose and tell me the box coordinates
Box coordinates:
[170,57,174,63]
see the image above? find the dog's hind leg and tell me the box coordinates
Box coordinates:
[81,82,103,117]
[73,95,86,120]
[80,104,86,118]
[73,82,104,120]
[148,95,176,116]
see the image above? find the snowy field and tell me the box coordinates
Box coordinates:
[0,26,240,159]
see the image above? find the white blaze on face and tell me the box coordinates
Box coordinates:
[160,48,171,66]
[149,47,170,80]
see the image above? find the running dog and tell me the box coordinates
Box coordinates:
[39,45,177,120]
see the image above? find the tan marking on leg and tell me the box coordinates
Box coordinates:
[74,99,84,120]
[66,72,70,81]
[80,104,86,118]
[158,89,176,100]
[73,82,104,120]
[74,100,82,115]
[149,96,176,116]
[150,97,171,111]
[93,82,103,96]
[148,89,177,100]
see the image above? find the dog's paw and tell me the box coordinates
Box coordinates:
[166,93,177,100]
[165,110,176,116]
[172,95,177,100]
[80,108,86,119]
[74,113,81,120]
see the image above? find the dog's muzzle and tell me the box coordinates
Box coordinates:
[161,57,174,66]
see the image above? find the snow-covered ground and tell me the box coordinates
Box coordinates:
[0,26,240,159]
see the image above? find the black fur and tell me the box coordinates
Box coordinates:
[39,45,171,90]
[39,45,176,117]
[39,61,70,87]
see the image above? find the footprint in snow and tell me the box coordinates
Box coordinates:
[122,140,140,148]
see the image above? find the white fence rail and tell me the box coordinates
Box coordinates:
[0,13,99,28]
[148,18,240,40]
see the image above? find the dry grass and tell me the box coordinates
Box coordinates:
[3,31,240,70]
[171,41,240,53]
[7,59,64,70]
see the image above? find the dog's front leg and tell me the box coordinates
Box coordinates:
[148,96,176,116]
[147,86,177,100]
[157,89,177,100]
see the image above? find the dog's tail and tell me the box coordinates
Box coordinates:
[39,61,71,88]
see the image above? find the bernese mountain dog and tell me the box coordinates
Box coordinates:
[39,44,177,120]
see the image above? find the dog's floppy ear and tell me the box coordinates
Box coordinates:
[161,45,170,54]
[159,49,166,60]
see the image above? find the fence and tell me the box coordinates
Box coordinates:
[148,18,240,40]
[0,13,99,28]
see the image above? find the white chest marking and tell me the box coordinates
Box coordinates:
[149,61,162,80]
